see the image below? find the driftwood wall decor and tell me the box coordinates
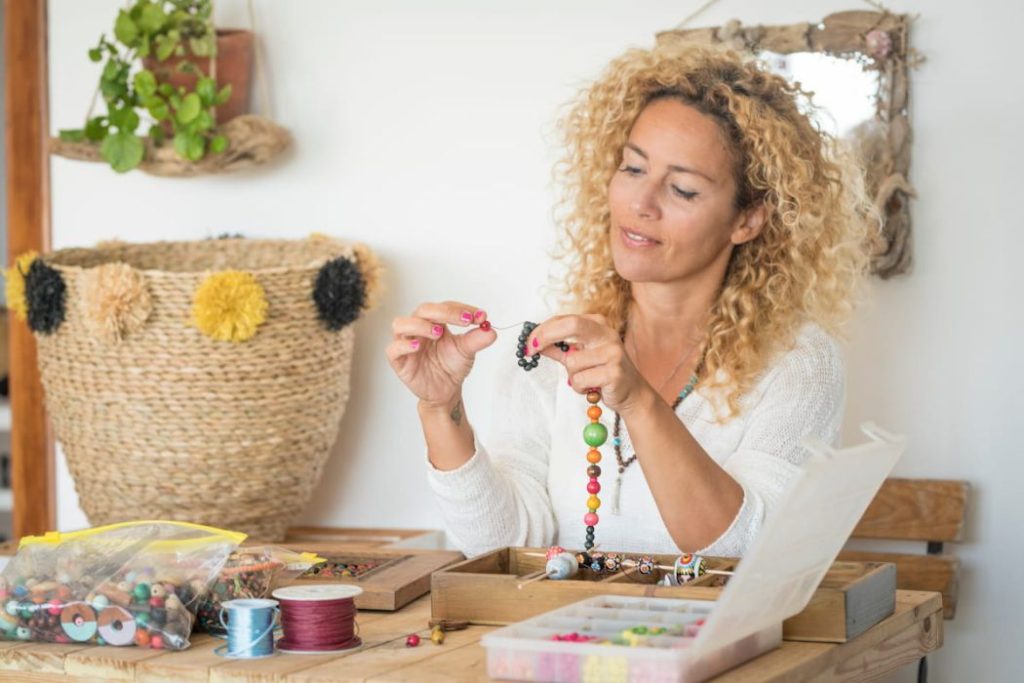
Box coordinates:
[657,10,919,278]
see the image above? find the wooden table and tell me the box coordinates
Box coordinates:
[0,590,942,682]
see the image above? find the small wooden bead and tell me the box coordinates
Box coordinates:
[587,406,602,420]
[479,320,491,331]
[587,495,600,510]
[586,479,601,494]
[586,391,601,404]
[587,465,601,478]
[586,449,601,464]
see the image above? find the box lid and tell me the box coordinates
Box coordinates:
[692,422,904,653]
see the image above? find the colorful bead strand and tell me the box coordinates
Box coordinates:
[582,389,607,550]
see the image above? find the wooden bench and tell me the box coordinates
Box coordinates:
[840,477,969,681]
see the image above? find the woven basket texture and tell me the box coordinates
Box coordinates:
[36,238,358,540]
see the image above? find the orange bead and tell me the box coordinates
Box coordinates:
[587,406,602,420]
[586,391,601,404]
[135,629,151,647]
[586,449,602,464]
[587,495,601,510]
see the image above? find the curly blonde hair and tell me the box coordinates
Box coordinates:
[552,42,876,420]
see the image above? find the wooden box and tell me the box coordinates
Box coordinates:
[278,543,463,611]
[278,525,446,549]
[431,547,895,643]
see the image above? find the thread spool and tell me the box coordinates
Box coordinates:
[216,598,279,659]
[271,585,363,654]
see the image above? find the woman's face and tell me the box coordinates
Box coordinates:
[607,98,761,286]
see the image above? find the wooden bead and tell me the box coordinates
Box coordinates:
[586,449,601,464]
[587,406,602,420]
[586,391,601,404]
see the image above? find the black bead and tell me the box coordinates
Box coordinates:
[515,349,525,358]
[585,534,595,542]
[586,525,595,534]
[584,541,594,550]
[524,364,533,371]
[518,334,527,342]
[518,359,527,367]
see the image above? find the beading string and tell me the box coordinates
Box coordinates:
[216,599,279,659]
[276,596,361,652]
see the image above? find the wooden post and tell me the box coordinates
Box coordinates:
[4,0,54,537]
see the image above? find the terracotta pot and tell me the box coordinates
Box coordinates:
[143,29,254,125]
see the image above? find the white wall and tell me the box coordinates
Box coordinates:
[46,1,1021,680]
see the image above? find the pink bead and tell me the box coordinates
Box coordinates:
[584,512,599,526]
[47,599,62,616]
[587,479,601,494]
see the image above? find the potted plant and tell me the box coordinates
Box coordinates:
[58,0,254,173]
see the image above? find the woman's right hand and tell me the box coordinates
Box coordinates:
[386,301,497,408]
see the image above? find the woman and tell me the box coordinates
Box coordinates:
[386,43,874,558]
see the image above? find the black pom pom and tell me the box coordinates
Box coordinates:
[24,259,67,335]
[313,257,366,331]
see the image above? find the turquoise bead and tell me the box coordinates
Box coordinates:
[134,583,151,601]
[583,422,608,447]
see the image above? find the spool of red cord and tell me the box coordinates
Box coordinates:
[271,585,364,654]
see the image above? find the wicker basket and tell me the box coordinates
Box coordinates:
[31,237,373,540]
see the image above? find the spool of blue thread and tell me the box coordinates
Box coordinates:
[216,598,280,659]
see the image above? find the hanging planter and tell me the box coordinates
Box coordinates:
[51,0,288,176]
[5,236,381,540]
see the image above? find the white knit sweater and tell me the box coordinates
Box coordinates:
[426,324,844,558]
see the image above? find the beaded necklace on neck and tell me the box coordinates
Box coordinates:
[609,330,703,516]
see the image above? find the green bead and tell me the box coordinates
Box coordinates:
[583,422,608,447]
[134,583,151,601]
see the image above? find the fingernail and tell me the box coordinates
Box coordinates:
[410,339,421,349]
[432,325,443,337]
[532,338,539,349]
[461,311,472,323]
[474,310,486,321]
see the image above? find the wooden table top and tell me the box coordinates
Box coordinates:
[0,590,942,682]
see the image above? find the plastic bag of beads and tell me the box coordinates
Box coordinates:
[0,520,245,650]
[194,546,323,635]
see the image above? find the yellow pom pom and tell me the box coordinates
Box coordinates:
[4,251,39,321]
[191,270,268,342]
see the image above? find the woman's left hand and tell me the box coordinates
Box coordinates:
[526,314,650,414]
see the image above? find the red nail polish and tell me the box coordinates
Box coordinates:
[432,325,443,337]
[474,310,486,320]
[411,339,421,349]
[532,338,539,349]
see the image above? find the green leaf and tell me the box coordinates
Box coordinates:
[209,134,227,154]
[158,83,174,97]
[193,110,214,132]
[88,47,103,63]
[168,93,182,109]
[100,130,145,173]
[189,34,215,58]
[148,124,165,145]
[114,10,139,46]
[176,93,201,124]
[155,34,177,62]
[196,77,217,106]
[101,58,120,82]
[146,99,169,121]
[173,130,206,162]
[58,128,86,142]
[138,3,166,33]
[108,107,138,132]
[176,60,199,75]
[215,84,232,106]
[138,34,151,58]
[186,134,205,161]
[84,116,108,141]
[134,70,157,98]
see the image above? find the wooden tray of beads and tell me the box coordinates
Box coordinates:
[430,547,896,643]
[276,544,463,611]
